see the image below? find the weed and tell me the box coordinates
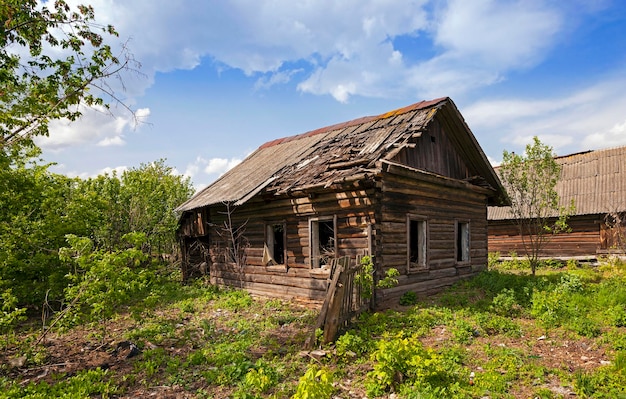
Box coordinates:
[1,368,118,398]
[451,319,477,344]
[335,331,369,359]
[399,291,418,306]
[568,317,601,338]
[292,365,334,399]
[475,313,522,338]
[488,251,500,269]
[218,289,253,311]
[365,332,465,397]
[491,288,521,317]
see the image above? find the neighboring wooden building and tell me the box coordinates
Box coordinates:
[176,97,507,307]
[488,146,626,260]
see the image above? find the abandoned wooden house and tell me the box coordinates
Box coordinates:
[488,145,626,260]
[176,97,508,307]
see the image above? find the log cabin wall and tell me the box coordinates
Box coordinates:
[204,187,376,303]
[389,119,470,181]
[488,214,604,259]
[373,167,490,307]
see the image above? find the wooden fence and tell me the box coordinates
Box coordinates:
[305,256,372,348]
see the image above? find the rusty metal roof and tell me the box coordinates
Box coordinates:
[488,145,626,220]
[177,97,505,213]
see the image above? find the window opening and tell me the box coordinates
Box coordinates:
[264,223,285,265]
[310,218,336,268]
[456,221,470,262]
[408,218,427,269]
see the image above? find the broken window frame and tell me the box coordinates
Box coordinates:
[309,216,337,268]
[407,214,428,272]
[264,221,287,266]
[456,220,470,263]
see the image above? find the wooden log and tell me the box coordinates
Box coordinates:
[213,270,328,291]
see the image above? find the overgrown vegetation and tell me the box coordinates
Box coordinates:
[2,256,626,398]
[499,137,575,275]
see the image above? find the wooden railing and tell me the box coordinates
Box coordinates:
[305,256,372,347]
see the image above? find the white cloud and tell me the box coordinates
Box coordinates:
[583,119,626,149]
[463,74,626,156]
[35,105,150,151]
[205,157,242,175]
[53,0,597,104]
[255,69,304,91]
[182,155,244,191]
[433,0,562,68]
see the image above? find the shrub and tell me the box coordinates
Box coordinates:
[292,365,334,399]
[335,331,368,359]
[365,333,464,396]
[475,313,522,337]
[490,288,521,317]
[399,291,418,306]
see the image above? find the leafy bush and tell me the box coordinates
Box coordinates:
[487,251,500,269]
[365,333,464,397]
[1,368,118,398]
[59,233,153,339]
[475,313,522,337]
[530,289,567,330]
[399,291,418,306]
[335,331,369,359]
[606,305,626,327]
[490,288,521,317]
[0,290,27,342]
[557,273,584,293]
[355,256,399,300]
[292,365,334,399]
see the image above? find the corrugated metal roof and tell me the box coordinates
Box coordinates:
[488,145,626,220]
[177,97,506,213]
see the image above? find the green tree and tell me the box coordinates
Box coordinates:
[121,159,194,255]
[1,0,137,150]
[0,148,80,306]
[499,136,574,275]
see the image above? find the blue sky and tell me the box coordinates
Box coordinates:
[36,0,626,190]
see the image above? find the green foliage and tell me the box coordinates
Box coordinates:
[217,288,254,311]
[487,251,500,269]
[240,363,279,396]
[0,150,192,308]
[1,0,134,150]
[355,256,399,300]
[119,160,194,254]
[59,233,153,337]
[378,267,400,289]
[475,313,522,337]
[573,351,626,398]
[451,318,477,344]
[0,368,118,398]
[499,137,574,275]
[0,289,26,335]
[292,365,334,399]
[0,153,78,306]
[355,256,375,300]
[490,288,521,317]
[399,291,418,306]
[335,331,369,359]
[365,333,464,397]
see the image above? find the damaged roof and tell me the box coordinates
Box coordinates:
[489,145,626,220]
[177,97,506,212]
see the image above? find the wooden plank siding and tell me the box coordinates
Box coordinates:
[488,215,606,259]
[373,167,490,307]
[204,188,375,303]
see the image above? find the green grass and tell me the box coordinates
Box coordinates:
[2,256,626,397]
